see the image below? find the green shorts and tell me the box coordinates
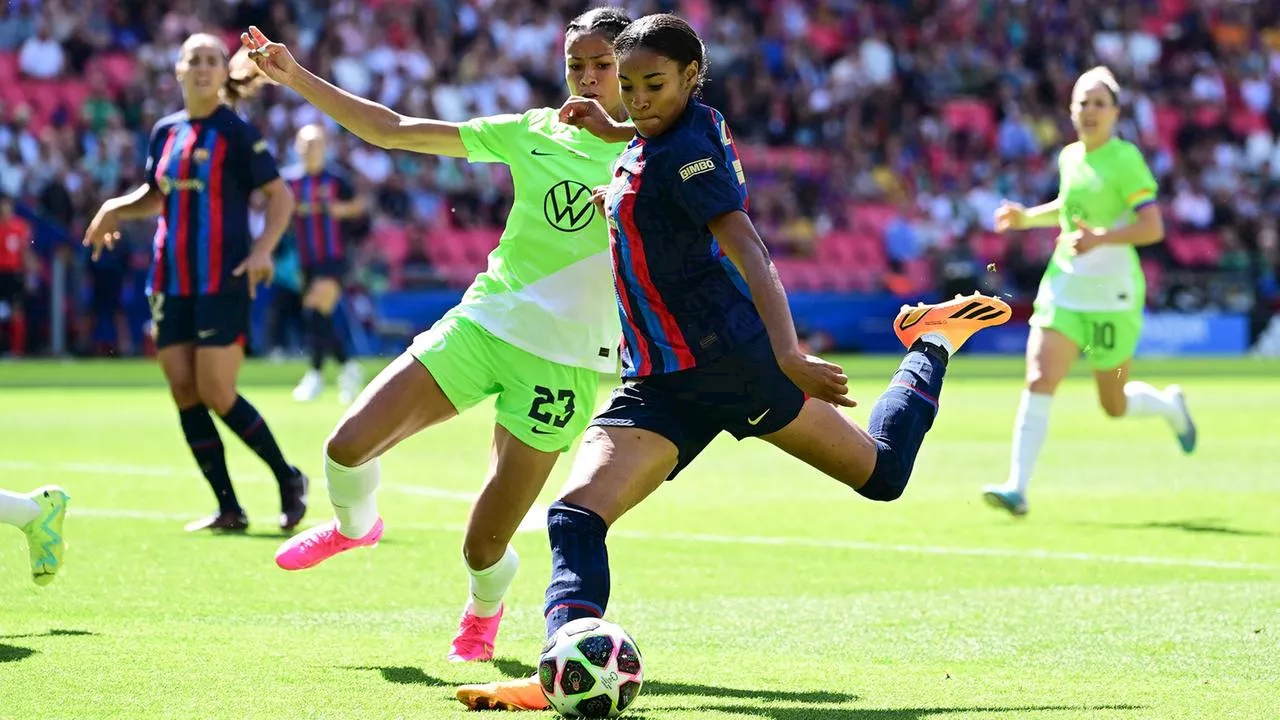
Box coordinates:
[1030,300,1142,371]
[409,314,598,453]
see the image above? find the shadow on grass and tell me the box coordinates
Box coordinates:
[341,666,448,687]
[629,704,1146,719]
[0,644,36,663]
[0,629,96,640]
[1085,518,1276,538]
[495,658,857,704]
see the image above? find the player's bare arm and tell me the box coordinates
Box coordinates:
[708,210,853,407]
[241,26,467,157]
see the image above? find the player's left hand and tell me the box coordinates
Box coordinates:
[233,249,275,299]
[559,96,613,137]
[1064,218,1108,256]
[779,352,857,408]
[591,185,608,216]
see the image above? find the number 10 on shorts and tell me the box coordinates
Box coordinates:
[1092,321,1115,350]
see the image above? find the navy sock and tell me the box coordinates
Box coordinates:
[218,395,296,485]
[305,310,325,371]
[326,312,349,364]
[858,341,948,502]
[179,404,240,514]
[544,501,610,638]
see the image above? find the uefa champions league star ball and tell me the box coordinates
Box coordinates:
[539,618,644,718]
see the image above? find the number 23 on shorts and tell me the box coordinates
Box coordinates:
[528,385,576,430]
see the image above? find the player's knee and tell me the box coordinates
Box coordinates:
[1025,373,1060,395]
[195,378,237,415]
[1100,397,1126,418]
[167,378,201,408]
[462,535,506,573]
[856,441,908,502]
[325,422,374,467]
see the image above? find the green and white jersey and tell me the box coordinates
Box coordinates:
[1040,138,1158,312]
[453,108,631,373]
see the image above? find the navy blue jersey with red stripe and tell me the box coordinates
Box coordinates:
[604,100,762,378]
[287,169,354,268]
[144,106,280,296]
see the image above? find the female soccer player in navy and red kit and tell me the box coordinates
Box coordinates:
[286,123,365,405]
[457,14,1013,710]
[84,33,309,533]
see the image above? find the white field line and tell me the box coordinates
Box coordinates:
[13,460,1275,574]
[0,459,545,533]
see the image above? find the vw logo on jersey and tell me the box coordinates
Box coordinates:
[544,180,594,233]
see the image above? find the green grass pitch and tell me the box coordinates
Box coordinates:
[1,356,1277,719]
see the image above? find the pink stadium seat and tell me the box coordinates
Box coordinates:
[425,228,465,264]
[852,204,897,235]
[1229,111,1268,137]
[975,232,1008,263]
[0,53,16,83]
[373,224,410,264]
[906,258,934,290]
[941,99,995,142]
[89,53,139,89]
[1154,105,1182,152]
[59,81,91,115]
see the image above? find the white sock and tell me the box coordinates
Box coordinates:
[467,545,520,618]
[1124,381,1187,433]
[0,489,40,528]
[326,453,380,539]
[919,331,954,356]
[1007,390,1052,495]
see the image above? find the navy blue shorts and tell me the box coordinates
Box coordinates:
[149,292,250,349]
[590,333,806,480]
[303,259,348,286]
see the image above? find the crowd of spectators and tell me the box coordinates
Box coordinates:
[0,0,1277,356]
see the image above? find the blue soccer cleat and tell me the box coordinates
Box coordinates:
[982,486,1027,518]
[1167,385,1197,455]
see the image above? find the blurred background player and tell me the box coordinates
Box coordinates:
[82,33,309,534]
[0,486,69,586]
[456,14,1011,711]
[244,8,637,662]
[286,123,365,404]
[0,196,32,357]
[983,67,1198,518]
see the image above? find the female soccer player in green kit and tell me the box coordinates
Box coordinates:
[241,8,635,661]
[983,66,1197,517]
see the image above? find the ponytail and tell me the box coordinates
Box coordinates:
[223,46,274,107]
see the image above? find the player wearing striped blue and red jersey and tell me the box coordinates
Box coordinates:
[84,33,309,534]
[457,14,1012,711]
[286,124,366,405]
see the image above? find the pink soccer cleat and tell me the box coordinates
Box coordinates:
[274,518,384,571]
[447,605,504,662]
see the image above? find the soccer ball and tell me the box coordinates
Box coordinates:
[538,618,644,718]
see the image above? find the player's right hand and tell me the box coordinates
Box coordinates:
[82,206,120,262]
[240,25,299,86]
[779,352,857,408]
[994,200,1027,233]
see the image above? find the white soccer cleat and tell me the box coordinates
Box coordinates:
[337,361,364,405]
[292,369,324,402]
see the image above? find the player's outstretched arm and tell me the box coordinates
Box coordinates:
[709,211,855,408]
[241,26,466,158]
[995,198,1062,232]
[83,183,163,261]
